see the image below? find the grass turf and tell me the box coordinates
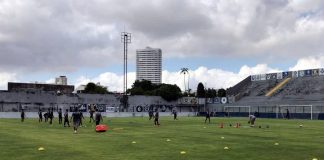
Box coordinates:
[0,117,323,160]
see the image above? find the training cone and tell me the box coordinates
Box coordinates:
[224,147,229,150]
[166,139,171,142]
[180,151,186,154]
[274,143,279,146]
[219,123,224,128]
[38,147,45,151]
[221,136,225,139]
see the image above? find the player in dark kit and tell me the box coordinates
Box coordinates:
[64,109,70,127]
[58,108,63,124]
[49,108,54,124]
[38,109,43,122]
[286,109,290,119]
[154,110,160,125]
[79,111,84,127]
[95,110,103,125]
[89,109,95,123]
[172,107,178,120]
[21,109,25,122]
[71,109,81,133]
[148,110,154,120]
[205,110,211,124]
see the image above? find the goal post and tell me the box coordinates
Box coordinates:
[224,106,251,117]
[277,105,313,120]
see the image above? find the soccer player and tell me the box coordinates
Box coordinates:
[58,108,63,124]
[63,109,70,127]
[248,114,256,127]
[89,108,95,123]
[205,110,211,124]
[38,108,43,122]
[71,108,81,133]
[154,109,160,126]
[172,107,178,120]
[21,109,25,122]
[95,110,103,125]
[49,108,54,124]
[148,109,154,120]
[43,112,48,122]
[79,111,84,127]
[286,109,290,119]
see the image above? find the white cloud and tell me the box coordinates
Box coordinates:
[0,72,17,90]
[73,72,136,92]
[73,64,279,92]
[45,78,55,84]
[289,55,324,71]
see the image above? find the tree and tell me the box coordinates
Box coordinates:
[218,88,227,97]
[197,82,206,98]
[127,80,158,95]
[180,68,189,93]
[128,80,182,101]
[84,82,109,94]
[206,88,217,98]
[156,84,182,101]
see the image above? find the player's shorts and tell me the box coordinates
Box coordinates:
[73,121,80,127]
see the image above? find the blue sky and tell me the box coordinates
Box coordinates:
[0,0,324,91]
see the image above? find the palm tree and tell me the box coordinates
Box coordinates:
[180,68,189,93]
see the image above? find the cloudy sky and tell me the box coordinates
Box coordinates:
[0,0,324,91]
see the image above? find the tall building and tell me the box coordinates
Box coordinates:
[136,47,162,84]
[55,76,67,85]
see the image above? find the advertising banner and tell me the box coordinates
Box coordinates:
[266,74,271,80]
[106,106,115,112]
[305,70,312,76]
[251,75,256,81]
[213,97,220,104]
[220,97,228,104]
[260,74,266,80]
[312,69,319,76]
[277,72,283,79]
[292,71,298,78]
[282,71,289,78]
[270,73,277,80]
[299,70,305,77]
[96,104,106,112]
[319,68,324,76]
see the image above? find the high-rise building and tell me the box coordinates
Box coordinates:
[55,76,67,85]
[136,47,162,84]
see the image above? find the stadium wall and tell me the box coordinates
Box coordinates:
[0,91,199,113]
[0,112,196,118]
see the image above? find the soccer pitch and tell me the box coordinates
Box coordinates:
[0,117,323,160]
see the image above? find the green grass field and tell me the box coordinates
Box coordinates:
[0,117,323,160]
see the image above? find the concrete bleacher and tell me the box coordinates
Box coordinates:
[223,71,324,119]
[228,75,324,106]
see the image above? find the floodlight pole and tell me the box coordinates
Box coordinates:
[121,32,131,110]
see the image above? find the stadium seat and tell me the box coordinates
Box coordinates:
[96,125,108,132]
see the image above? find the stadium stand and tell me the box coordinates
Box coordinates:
[223,69,324,119]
